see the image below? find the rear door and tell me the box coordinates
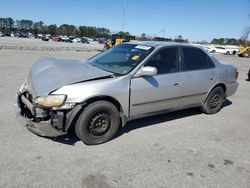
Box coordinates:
[130,47,185,117]
[181,47,217,107]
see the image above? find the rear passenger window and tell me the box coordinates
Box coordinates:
[183,47,214,71]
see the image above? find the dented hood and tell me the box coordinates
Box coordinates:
[29,57,112,96]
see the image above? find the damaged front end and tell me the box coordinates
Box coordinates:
[16,82,81,137]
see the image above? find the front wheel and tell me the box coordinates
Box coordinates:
[202,86,225,114]
[75,101,120,145]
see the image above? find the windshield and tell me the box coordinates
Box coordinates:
[88,44,154,75]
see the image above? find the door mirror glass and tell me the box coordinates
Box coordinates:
[138,66,157,76]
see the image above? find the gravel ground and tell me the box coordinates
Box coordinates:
[0,47,250,188]
[0,37,103,51]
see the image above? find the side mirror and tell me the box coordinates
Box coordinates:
[137,66,157,77]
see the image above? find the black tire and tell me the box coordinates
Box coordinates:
[202,86,225,114]
[212,50,216,53]
[248,69,250,81]
[75,101,120,145]
[243,52,250,58]
[226,51,230,55]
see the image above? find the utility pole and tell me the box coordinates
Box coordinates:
[122,0,126,32]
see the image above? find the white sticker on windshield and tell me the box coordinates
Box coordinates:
[135,45,151,50]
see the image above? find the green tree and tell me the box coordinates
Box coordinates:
[19,19,33,32]
[47,24,57,36]
[117,31,130,37]
[211,38,225,44]
[33,21,44,34]
[0,18,6,31]
[0,17,14,32]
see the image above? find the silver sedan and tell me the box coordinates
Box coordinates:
[16,41,239,145]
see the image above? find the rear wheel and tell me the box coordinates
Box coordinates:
[202,86,225,114]
[226,51,230,55]
[75,101,120,145]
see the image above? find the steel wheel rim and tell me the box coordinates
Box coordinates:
[209,92,222,108]
[88,112,111,136]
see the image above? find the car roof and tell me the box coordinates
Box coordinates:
[127,41,200,48]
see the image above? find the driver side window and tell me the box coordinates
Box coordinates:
[145,47,179,74]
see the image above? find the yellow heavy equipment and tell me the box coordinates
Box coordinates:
[238,46,250,58]
[103,34,135,51]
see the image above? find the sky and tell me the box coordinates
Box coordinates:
[0,0,249,41]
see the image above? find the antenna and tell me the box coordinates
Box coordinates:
[122,0,126,31]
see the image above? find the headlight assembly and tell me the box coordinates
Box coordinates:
[35,95,66,108]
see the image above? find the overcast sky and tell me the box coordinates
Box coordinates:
[0,0,249,41]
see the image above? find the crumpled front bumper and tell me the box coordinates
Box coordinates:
[15,95,67,138]
[18,114,67,137]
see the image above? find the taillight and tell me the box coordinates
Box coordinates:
[235,71,239,79]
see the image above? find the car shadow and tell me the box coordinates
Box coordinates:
[115,107,202,139]
[49,127,81,146]
[49,99,232,145]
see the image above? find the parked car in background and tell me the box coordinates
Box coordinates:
[28,33,35,38]
[37,34,44,39]
[16,42,239,145]
[84,37,94,42]
[52,37,61,42]
[209,46,235,55]
[225,45,239,55]
[10,32,15,37]
[72,38,81,43]
[81,38,90,44]
[98,38,107,44]
[41,36,49,41]
[60,36,72,43]
[15,32,28,38]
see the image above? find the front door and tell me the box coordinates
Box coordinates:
[130,47,184,117]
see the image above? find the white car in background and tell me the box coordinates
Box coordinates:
[225,45,239,55]
[209,46,235,55]
[83,37,94,42]
[72,38,81,43]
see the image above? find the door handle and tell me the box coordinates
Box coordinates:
[209,77,215,80]
[173,82,180,86]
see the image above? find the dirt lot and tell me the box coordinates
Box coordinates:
[0,37,102,51]
[0,43,250,187]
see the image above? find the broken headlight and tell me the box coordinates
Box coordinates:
[35,95,66,108]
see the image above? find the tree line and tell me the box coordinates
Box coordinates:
[211,38,247,45]
[0,17,111,38]
[1,17,249,44]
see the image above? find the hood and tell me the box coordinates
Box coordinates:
[29,57,112,96]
